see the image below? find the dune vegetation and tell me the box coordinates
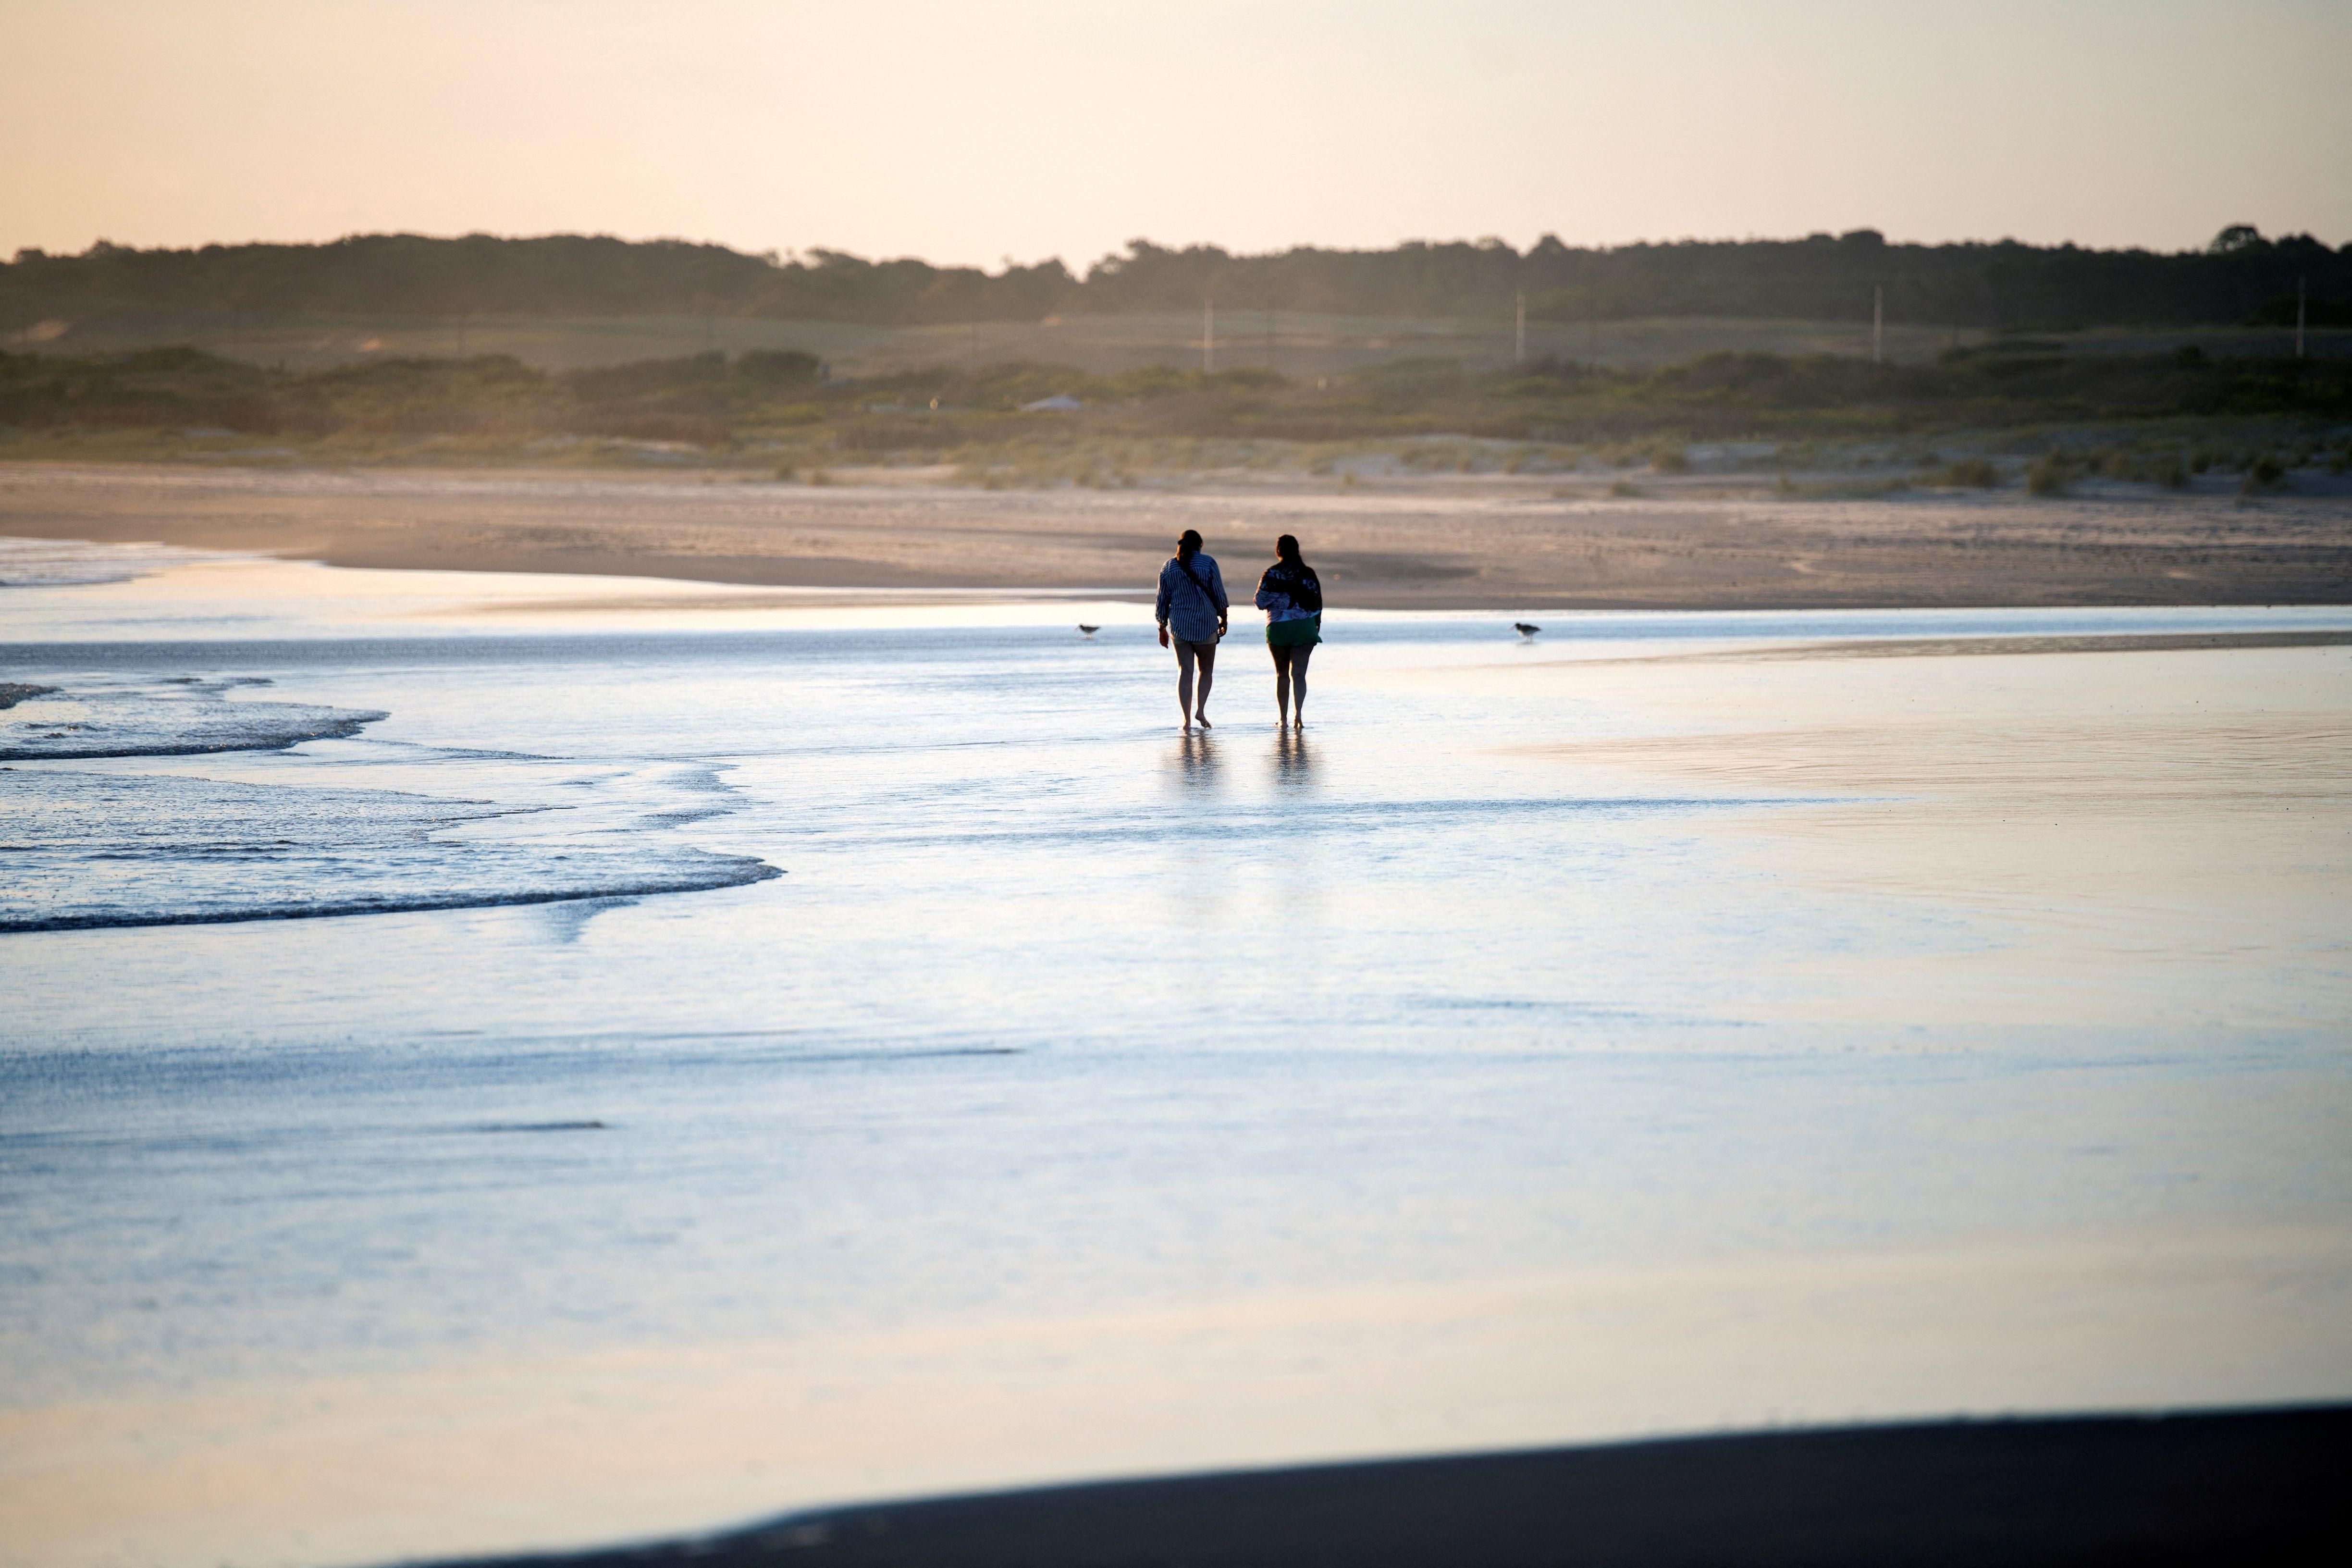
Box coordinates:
[3,338,2348,493]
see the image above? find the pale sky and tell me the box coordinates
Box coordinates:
[4,0,2346,269]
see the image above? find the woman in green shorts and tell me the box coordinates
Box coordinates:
[1253,534,1322,728]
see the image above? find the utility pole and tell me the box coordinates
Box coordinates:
[1872,286,1884,365]
[1203,299,1214,374]
[2297,276,2308,360]
[1515,292,1526,363]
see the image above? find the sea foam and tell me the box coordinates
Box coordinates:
[0,769,779,932]
[0,676,386,759]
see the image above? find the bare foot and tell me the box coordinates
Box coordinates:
[1195,712,1212,728]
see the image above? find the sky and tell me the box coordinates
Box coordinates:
[3,0,2347,270]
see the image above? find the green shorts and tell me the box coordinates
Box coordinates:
[1266,615,1322,649]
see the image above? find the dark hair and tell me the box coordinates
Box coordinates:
[1178,529,1203,561]
[1266,533,1321,615]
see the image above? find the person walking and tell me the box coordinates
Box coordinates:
[1155,529,1229,730]
[1255,533,1321,728]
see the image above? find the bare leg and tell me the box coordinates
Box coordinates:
[1270,644,1293,727]
[1288,644,1313,727]
[1193,640,1217,727]
[1174,639,1196,729]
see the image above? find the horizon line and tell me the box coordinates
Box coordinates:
[14,223,2345,276]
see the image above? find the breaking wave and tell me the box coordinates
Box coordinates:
[0,676,386,759]
[0,770,780,933]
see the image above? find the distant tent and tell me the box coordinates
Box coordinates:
[1020,394,1084,412]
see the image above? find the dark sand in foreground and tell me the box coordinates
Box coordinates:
[441,1408,2348,1568]
[5,462,2349,609]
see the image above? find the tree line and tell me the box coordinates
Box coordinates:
[3,226,2344,332]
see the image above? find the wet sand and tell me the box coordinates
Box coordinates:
[6,565,2349,1568]
[4,460,2349,609]
[443,1407,2350,1568]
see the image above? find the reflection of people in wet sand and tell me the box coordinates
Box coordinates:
[1175,728,1220,786]
[1155,529,1229,731]
[1272,726,1313,785]
[1255,533,1322,729]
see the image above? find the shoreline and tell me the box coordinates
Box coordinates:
[435,1406,2352,1568]
[4,460,2350,612]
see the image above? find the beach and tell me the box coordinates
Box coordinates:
[3,537,2349,1567]
[10,0,2350,1557]
[4,460,2349,610]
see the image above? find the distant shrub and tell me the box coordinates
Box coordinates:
[735,349,822,388]
[1938,457,1999,488]
[2026,451,2072,496]
[1650,442,1689,473]
[2173,344,2208,368]
[2189,446,2217,474]
[776,402,826,425]
[2245,294,2352,328]
[1609,479,1644,497]
[1109,364,1194,398]
[2241,452,2287,492]
[122,344,231,373]
[565,351,724,400]
[2150,452,2189,489]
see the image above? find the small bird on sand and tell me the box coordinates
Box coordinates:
[1514,622,1541,638]
[1077,624,1100,637]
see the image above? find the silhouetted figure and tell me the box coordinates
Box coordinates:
[1255,534,1322,728]
[1155,530,1228,730]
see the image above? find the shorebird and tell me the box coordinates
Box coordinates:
[1514,622,1541,638]
[1077,624,1100,637]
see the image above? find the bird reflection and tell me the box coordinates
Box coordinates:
[1272,728,1316,786]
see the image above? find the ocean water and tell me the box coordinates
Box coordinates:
[3,547,2351,1568]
